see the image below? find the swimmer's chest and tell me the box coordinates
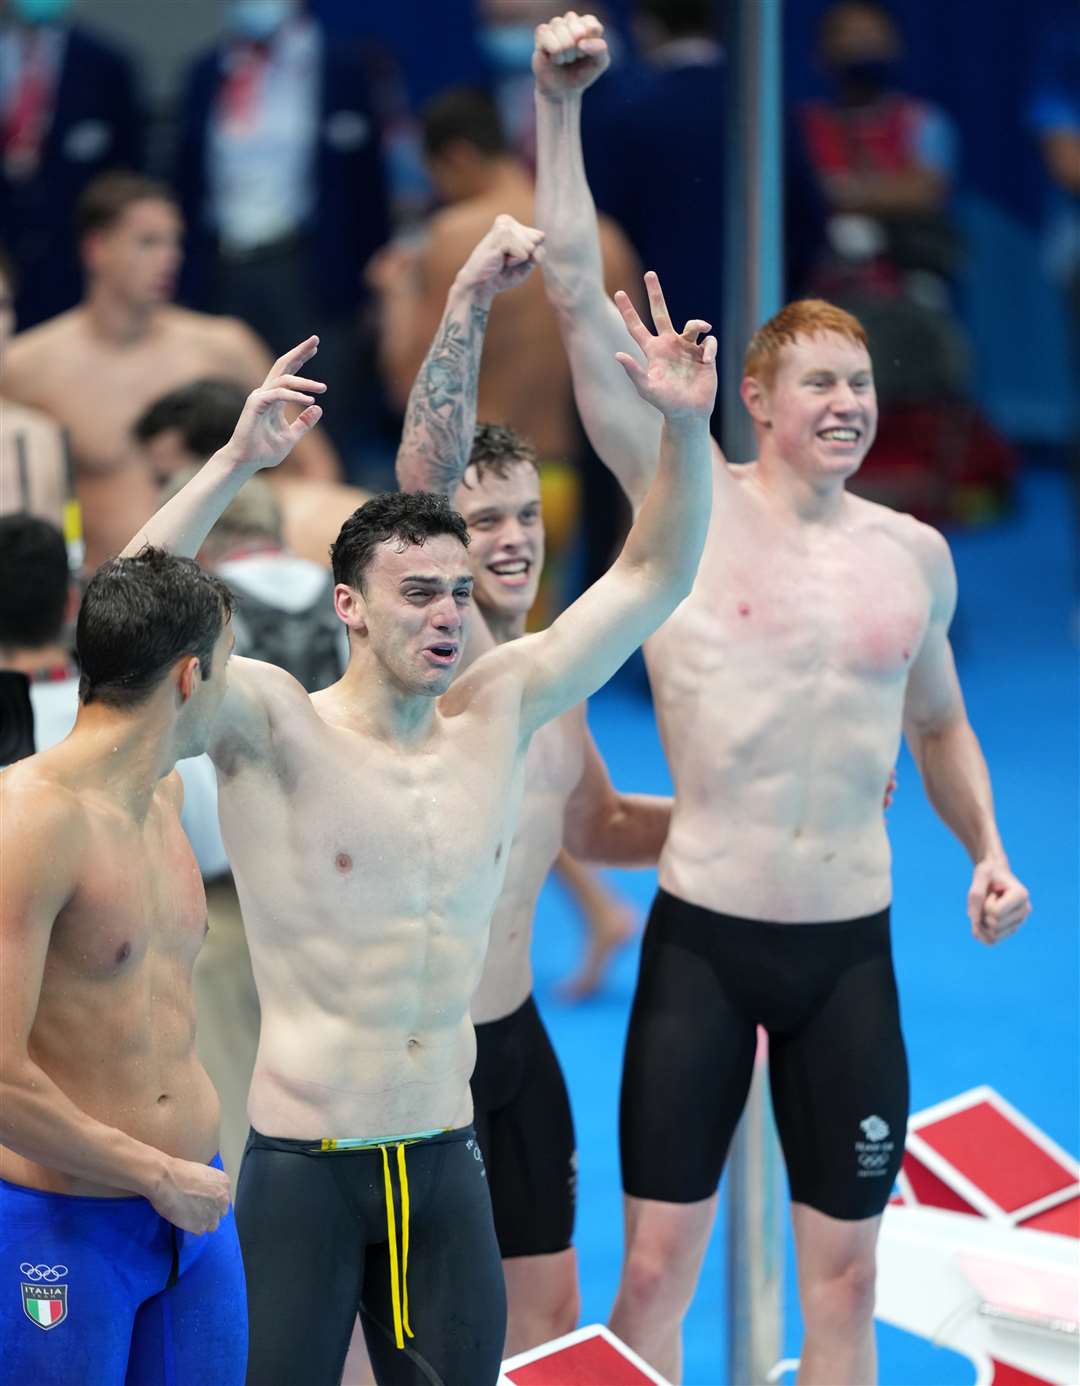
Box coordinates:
[42,335,238,475]
[283,717,529,902]
[50,805,206,982]
[652,522,930,686]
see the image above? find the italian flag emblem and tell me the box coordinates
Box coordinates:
[21,1283,67,1330]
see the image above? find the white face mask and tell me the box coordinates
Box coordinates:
[226,0,296,42]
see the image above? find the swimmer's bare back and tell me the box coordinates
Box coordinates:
[0,750,228,1230]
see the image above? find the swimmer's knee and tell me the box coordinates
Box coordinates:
[801,1254,877,1333]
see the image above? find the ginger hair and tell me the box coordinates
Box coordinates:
[743,299,868,388]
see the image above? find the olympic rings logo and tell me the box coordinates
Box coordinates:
[857,1154,890,1170]
[19,1264,68,1282]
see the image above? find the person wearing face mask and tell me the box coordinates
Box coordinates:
[0,0,143,328]
[798,1,1018,525]
[800,0,961,290]
[173,0,390,470]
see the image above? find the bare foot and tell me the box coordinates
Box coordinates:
[555,852,638,1001]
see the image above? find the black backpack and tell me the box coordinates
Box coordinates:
[228,571,345,693]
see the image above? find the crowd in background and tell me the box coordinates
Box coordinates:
[0,0,1075,714]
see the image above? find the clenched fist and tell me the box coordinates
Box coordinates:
[534,11,610,98]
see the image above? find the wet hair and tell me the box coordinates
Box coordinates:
[0,514,69,649]
[463,422,540,487]
[637,0,718,39]
[76,171,178,239]
[330,492,469,593]
[77,547,234,709]
[422,87,507,160]
[743,299,869,388]
[132,378,246,459]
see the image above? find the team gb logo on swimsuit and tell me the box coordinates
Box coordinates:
[19,1263,68,1330]
[860,1116,890,1143]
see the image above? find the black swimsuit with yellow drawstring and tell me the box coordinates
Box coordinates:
[235,1125,505,1386]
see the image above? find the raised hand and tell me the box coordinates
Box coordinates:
[456,214,545,306]
[967,857,1031,946]
[613,272,718,421]
[224,336,326,473]
[534,10,610,97]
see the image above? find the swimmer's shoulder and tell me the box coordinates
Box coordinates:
[848,493,955,599]
[161,307,268,384]
[1,311,84,399]
[0,758,90,861]
[439,634,535,721]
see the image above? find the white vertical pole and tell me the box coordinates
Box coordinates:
[722,1,786,1382]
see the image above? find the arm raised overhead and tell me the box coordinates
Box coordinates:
[395,214,544,497]
[533,11,668,508]
[120,338,327,762]
[458,271,715,734]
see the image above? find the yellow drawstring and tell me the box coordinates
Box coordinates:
[380,1143,414,1350]
[397,1144,412,1340]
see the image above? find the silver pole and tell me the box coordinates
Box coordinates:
[723,1,786,1382]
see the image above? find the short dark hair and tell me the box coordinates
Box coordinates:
[638,0,718,38]
[464,422,540,486]
[330,492,470,592]
[0,514,69,649]
[77,547,234,709]
[132,378,246,458]
[77,171,178,239]
[422,87,507,160]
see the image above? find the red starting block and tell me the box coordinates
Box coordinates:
[500,1325,672,1386]
[898,1086,1079,1238]
[878,1087,1079,1386]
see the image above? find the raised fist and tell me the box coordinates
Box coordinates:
[534,11,610,98]
[456,214,546,305]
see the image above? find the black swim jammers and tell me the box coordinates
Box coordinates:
[236,1124,505,1386]
[620,889,909,1220]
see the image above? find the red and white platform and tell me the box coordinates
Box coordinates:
[500,1324,672,1386]
[879,1086,1079,1386]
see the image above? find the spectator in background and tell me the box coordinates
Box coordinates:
[0,172,340,573]
[578,0,822,330]
[798,0,1014,523]
[0,513,78,765]
[369,84,638,622]
[0,0,142,327]
[1029,13,1080,400]
[0,244,70,533]
[131,378,369,568]
[801,0,961,302]
[174,0,390,468]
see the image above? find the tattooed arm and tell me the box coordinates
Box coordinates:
[395,215,545,496]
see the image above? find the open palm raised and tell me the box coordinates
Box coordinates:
[227,336,327,472]
[613,272,717,421]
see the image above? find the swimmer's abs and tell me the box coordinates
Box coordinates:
[0,1061,220,1198]
[249,1031,477,1141]
[660,813,893,922]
